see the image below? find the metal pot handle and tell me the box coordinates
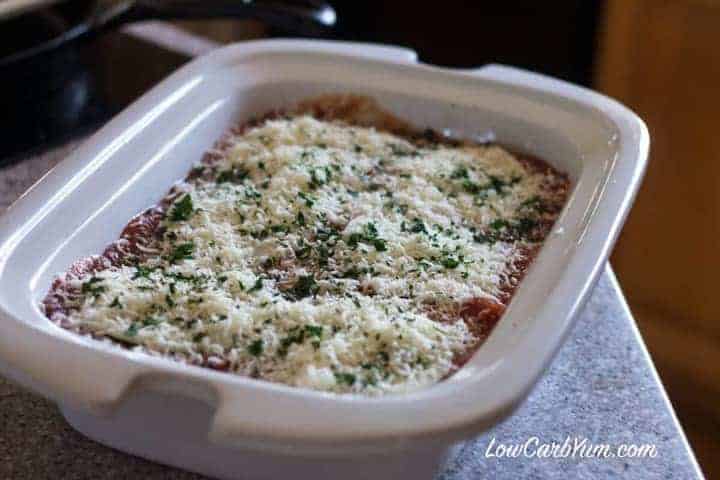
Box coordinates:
[104,0,336,37]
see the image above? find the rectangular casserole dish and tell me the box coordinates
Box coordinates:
[0,40,648,480]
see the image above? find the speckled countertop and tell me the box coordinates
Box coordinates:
[0,25,706,480]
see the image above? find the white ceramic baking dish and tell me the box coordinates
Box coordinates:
[0,39,648,480]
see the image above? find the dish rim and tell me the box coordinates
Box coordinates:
[0,39,648,454]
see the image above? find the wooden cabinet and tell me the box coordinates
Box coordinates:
[597,0,720,473]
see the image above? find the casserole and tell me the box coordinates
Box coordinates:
[0,40,648,479]
[43,94,571,396]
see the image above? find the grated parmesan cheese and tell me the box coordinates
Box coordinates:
[47,114,567,395]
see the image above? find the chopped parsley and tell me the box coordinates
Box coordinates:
[388,143,415,157]
[298,191,315,207]
[520,195,542,209]
[409,218,427,234]
[278,324,323,357]
[451,166,469,179]
[248,339,263,356]
[484,216,539,241]
[473,232,496,244]
[334,372,356,386]
[142,317,161,327]
[309,166,332,189]
[167,242,195,264]
[81,277,105,297]
[132,265,155,279]
[441,257,460,269]
[347,222,387,252]
[513,216,539,239]
[169,194,194,222]
[460,174,517,197]
[217,167,249,184]
[248,277,263,293]
[284,275,318,300]
[461,179,482,195]
[304,325,323,338]
[340,266,364,279]
[490,219,510,231]
[125,323,139,337]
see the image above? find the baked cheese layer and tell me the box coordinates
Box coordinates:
[47,114,567,395]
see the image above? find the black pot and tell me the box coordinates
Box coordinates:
[0,0,335,163]
[0,0,336,67]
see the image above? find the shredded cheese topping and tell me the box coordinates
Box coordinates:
[53,115,566,395]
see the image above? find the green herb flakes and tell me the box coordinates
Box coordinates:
[167,242,195,264]
[334,372,356,386]
[248,339,263,356]
[169,194,194,222]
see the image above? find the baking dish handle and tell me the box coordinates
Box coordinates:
[467,63,595,99]
[0,314,148,415]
